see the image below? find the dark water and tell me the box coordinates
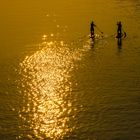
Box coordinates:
[0,0,140,140]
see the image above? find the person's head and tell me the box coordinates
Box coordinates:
[117,21,121,25]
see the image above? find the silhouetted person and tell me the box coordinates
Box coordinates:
[117,21,122,38]
[90,21,96,38]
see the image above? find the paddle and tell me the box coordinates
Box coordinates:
[122,29,127,38]
[95,25,104,34]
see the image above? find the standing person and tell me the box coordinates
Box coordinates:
[90,21,96,38]
[117,21,122,38]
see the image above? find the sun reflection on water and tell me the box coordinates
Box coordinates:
[17,38,85,139]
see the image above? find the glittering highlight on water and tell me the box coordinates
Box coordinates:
[17,40,86,139]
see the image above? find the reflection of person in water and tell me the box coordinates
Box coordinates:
[117,21,122,38]
[90,21,96,38]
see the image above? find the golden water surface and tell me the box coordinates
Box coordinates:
[0,0,140,140]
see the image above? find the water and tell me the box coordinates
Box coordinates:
[0,0,140,140]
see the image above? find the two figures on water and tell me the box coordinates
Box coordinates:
[90,20,126,41]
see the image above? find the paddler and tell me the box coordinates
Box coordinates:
[117,21,122,38]
[90,21,96,38]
